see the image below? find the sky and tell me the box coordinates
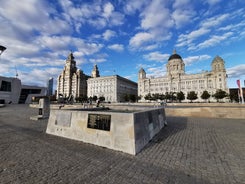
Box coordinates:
[0,0,245,90]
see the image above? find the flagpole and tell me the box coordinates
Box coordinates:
[237,79,244,104]
[237,79,242,104]
[238,89,240,103]
[241,85,244,104]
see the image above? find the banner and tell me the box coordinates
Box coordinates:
[237,79,244,104]
[236,79,240,88]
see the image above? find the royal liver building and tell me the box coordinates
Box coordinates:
[57,53,89,99]
[138,50,228,101]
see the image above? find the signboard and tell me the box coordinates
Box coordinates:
[55,111,71,127]
[87,114,111,131]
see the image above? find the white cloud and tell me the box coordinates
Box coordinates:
[140,0,173,30]
[59,1,124,30]
[227,64,245,78]
[172,0,196,29]
[0,62,12,76]
[129,32,154,49]
[19,67,61,87]
[183,55,211,65]
[172,9,196,29]
[175,8,243,51]
[195,32,233,50]
[109,12,124,26]
[143,44,159,51]
[0,0,70,36]
[89,58,107,64]
[103,2,114,18]
[129,0,173,50]
[176,28,210,47]
[38,36,103,56]
[143,52,169,63]
[218,21,245,31]
[206,0,222,6]
[103,30,116,40]
[201,14,229,29]
[146,66,166,78]
[38,36,71,50]
[123,0,147,14]
[108,44,124,52]
[173,0,191,8]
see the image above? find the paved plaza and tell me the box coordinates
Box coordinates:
[0,104,244,184]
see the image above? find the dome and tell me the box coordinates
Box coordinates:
[168,53,182,61]
[139,67,145,73]
[168,49,182,61]
[212,56,224,64]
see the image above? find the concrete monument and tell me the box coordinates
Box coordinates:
[46,106,167,155]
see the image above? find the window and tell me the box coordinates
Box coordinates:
[0,81,11,92]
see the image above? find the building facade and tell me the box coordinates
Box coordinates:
[138,50,228,102]
[0,75,46,104]
[87,65,138,102]
[57,53,89,99]
[47,77,53,96]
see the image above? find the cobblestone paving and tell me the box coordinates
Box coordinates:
[0,104,244,184]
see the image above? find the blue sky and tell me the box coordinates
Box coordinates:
[0,0,245,89]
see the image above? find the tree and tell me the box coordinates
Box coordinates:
[229,90,239,103]
[165,92,171,102]
[99,96,105,102]
[170,92,177,102]
[137,95,142,102]
[123,94,129,102]
[176,91,185,102]
[152,93,160,101]
[187,91,198,102]
[159,94,165,101]
[201,90,210,102]
[75,94,88,103]
[144,93,152,101]
[92,95,97,102]
[129,94,136,102]
[213,89,228,102]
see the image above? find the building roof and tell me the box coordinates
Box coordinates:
[168,49,182,61]
[212,55,224,64]
[139,67,145,73]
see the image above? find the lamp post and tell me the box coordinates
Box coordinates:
[0,45,7,56]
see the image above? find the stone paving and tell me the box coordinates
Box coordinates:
[0,104,244,184]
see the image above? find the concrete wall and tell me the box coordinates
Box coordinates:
[134,108,166,154]
[46,107,166,155]
[109,102,245,119]
[165,107,245,119]
[0,76,21,104]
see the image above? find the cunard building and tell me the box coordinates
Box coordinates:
[57,53,89,99]
[138,50,228,102]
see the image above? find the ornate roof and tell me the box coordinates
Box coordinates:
[139,67,145,73]
[212,56,224,64]
[67,52,74,60]
[168,49,182,61]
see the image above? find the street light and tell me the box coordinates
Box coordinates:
[0,45,7,56]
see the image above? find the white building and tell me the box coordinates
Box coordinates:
[138,50,228,102]
[57,53,89,99]
[0,76,46,104]
[87,65,137,102]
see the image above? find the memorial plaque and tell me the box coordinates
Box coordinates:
[55,111,71,127]
[87,114,111,131]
